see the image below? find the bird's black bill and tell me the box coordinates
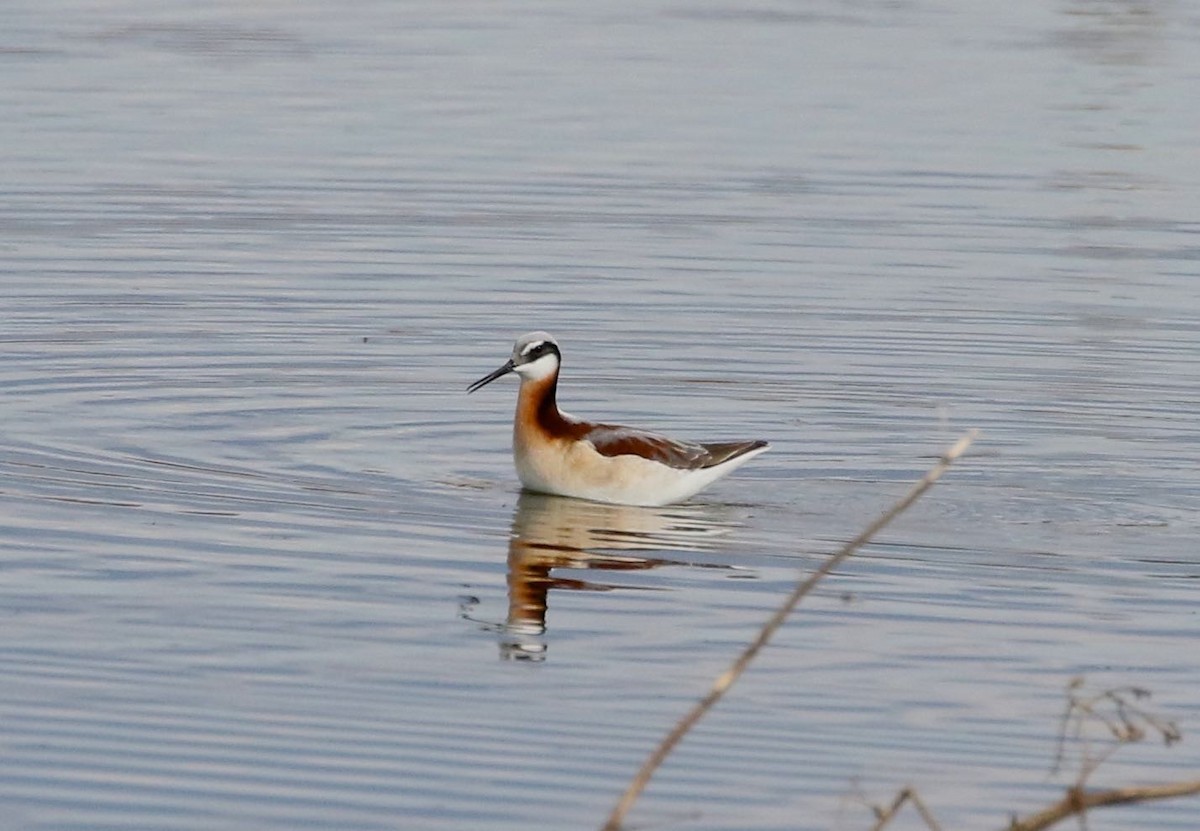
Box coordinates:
[466,359,515,393]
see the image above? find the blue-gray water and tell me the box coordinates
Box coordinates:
[3,1,1198,829]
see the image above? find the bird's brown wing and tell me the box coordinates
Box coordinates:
[584,426,766,471]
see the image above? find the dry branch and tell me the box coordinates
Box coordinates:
[1018,678,1199,830]
[1006,779,1200,831]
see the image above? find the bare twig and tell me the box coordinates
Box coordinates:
[1021,678,1197,831]
[1052,677,1183,784]
[600,431,978,831]
[869,786,944,831]
[1006,779,1200,831]
[864,683,1200,831]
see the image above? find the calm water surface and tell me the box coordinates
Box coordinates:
[2,1,1199,830]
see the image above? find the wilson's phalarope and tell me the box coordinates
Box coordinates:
[467,332,769,506]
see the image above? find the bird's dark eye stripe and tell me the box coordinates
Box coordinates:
[522,341,559,360]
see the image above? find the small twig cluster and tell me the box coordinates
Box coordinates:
[864,678,1196,831]
[1051,675,1182,784]
[1000,677,1195,831]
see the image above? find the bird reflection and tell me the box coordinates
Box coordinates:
[500,492,735,661]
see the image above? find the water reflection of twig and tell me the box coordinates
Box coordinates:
[500,492,740,661]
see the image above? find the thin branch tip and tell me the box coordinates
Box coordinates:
[943,429,978,462]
